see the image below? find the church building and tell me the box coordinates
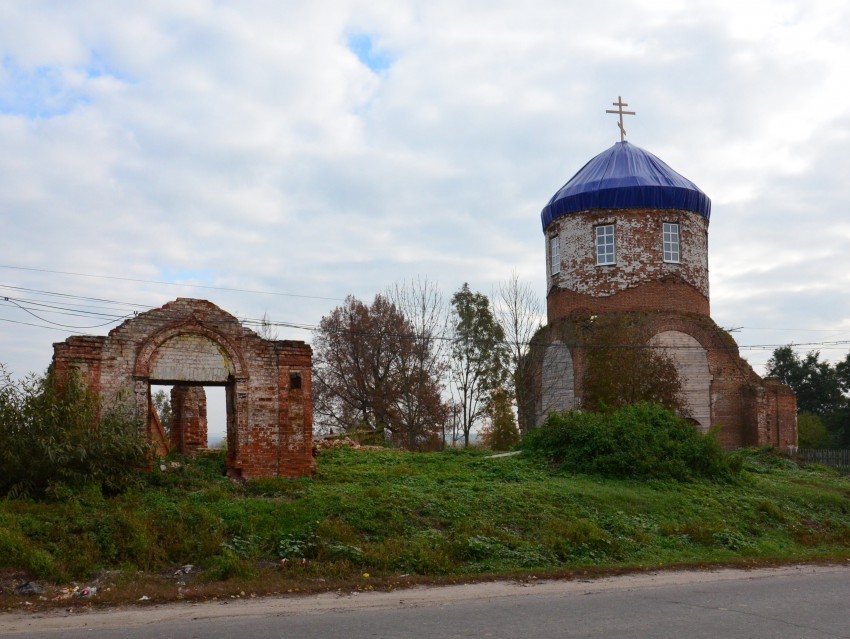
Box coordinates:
[529,101,797,449]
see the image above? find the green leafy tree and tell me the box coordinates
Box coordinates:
[581,319,685,415]
[766,346,850,447]
[797,412,831,448]
[765,347,844,416]
[480,387,521,451]
[152,388,172,435]
[450,283,509,447]
[821,406,850,448]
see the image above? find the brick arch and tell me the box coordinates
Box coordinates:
[134,321,248,381]
[53,298,315,478]
[642,314,721,351]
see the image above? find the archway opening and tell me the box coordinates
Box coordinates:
[150,382,231,453]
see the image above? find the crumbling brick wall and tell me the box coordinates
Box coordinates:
[546,208,710,319]
[52,298,314,478]
[536,204,797,449]
[170,384,208,455]
[529,310,798,449]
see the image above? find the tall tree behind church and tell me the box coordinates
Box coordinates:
[494,272,543,434]
[450,284,509,447]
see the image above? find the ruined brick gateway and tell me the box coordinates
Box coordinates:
[52,298,314,478]
[529,140,797,448]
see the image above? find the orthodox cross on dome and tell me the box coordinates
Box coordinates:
[605,96,636,142]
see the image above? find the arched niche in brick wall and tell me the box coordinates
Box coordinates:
[649,330,712,432]
[539,340,575,426]
[134,321,247,382]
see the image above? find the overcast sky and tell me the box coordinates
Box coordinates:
[3,0,850,393]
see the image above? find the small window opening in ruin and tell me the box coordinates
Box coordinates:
[290,372,302,390]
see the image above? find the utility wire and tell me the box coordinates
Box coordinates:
[3,283,850,354]
[0,297,130,320]
[0,316,97,335]
[1,297,133,329]
[0,284,153,310]
[0,264,345,302]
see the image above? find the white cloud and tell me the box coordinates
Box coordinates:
[1,0,850,380]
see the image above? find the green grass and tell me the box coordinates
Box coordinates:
[1,446,850,605]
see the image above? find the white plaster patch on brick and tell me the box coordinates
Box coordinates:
[548,209,709,298]
[649,330,712,432]
[539,340,575,425]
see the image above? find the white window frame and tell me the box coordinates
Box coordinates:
[550,235,560,275]
[663,222,680,263]
[595,224,615,266]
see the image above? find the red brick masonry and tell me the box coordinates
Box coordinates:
[538,206,797,449]
[52,298,314,478]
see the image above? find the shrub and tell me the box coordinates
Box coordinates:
[480,387,521,451]
[523,403,737,481]
[0,364,151,499]
[797,412,831,448]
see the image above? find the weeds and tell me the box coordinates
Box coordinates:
[0,442,849,598]
[523,403,739,481]
[0,365,150,499]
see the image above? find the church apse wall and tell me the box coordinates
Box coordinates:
[51,298,314,479]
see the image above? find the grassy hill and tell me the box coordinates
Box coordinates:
[2,445,850,607]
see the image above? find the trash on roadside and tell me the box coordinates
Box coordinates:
[174,564,194,576]
[14,582,43,596]
[55,586,79,600]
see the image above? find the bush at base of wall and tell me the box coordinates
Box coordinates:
[523,403,739,481]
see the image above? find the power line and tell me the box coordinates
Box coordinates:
[0,284,152,310]
[3,282,850,354]
[0,297,130,320]
[1,297,132,329]
[0,264,345,302]
[0,316,96,335]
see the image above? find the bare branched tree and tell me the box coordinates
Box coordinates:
[256,310,279,341]
[387,278,450,449]
[494,272,543,433]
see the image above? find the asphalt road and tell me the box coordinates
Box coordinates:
[2,564,849,638]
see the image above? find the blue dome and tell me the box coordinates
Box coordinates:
[541,141,711,230]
